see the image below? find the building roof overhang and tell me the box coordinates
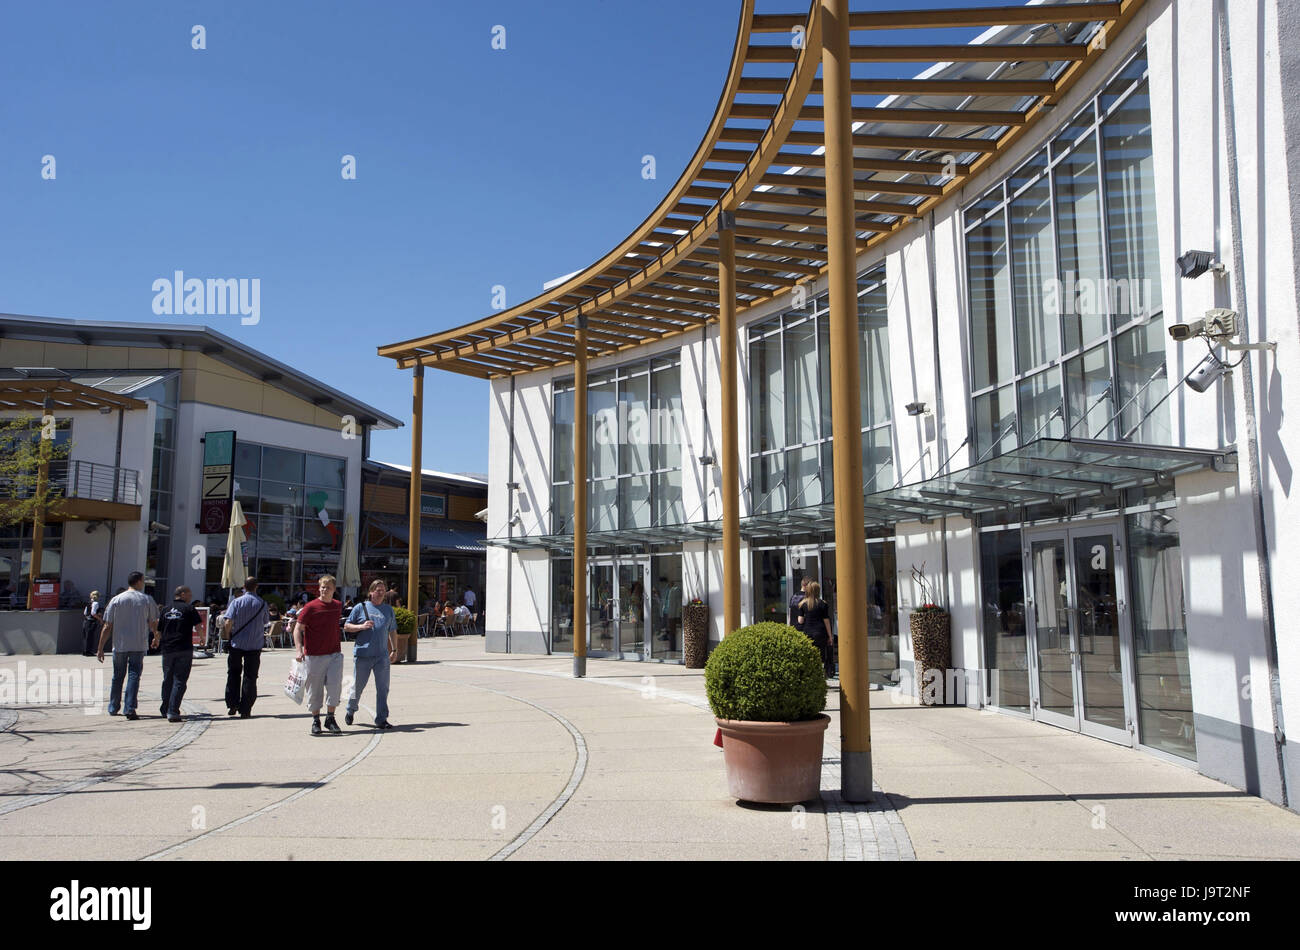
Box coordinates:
[378,0,1144,379]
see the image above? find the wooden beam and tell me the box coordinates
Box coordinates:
[745,43,1086,64]
[738,76,1057,96]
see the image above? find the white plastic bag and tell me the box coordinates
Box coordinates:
[284,659,306,705]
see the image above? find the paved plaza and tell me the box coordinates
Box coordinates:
[2,639,1299,861]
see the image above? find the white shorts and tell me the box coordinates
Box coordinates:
[303,652,344,711]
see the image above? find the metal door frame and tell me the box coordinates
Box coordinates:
[1024,519,1136,747]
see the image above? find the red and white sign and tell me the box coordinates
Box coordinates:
[30,580,59,610]
[193,607,210,647]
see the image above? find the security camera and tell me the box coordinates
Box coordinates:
[149,521,170,534]
[1168,318,1205,342]
[1186,353,1228,393]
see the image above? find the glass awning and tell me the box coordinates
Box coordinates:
[866,438,1235,523]
[485,440,1235,550]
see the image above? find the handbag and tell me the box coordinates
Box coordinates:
[283,658,307,704]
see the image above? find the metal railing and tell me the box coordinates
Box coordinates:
[0,460,141,506]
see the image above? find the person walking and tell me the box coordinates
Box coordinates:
[796,581,837,681]
[158,586,202,722]
[96,571,159,720]
[81,590,104,657]
[343,579,395,730]
[788,576,809,634]
[463,585,478,633]
[293,574,344,736]
[219,577,269,718]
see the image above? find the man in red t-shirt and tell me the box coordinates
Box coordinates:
[292,575,344,736]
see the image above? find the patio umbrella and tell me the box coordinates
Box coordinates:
[221,500,248,591]
[337,513,361,592]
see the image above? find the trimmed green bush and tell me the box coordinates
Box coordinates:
[393,606,416,637]
[705,622,827,722]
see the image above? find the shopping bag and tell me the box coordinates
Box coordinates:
[284,659,306,704]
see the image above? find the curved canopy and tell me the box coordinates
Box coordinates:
[379,0,1143,378]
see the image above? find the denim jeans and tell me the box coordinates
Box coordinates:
[225,647,262,715]
[347,654,390,723]
[161,651,193,716]
[108,650,145,715]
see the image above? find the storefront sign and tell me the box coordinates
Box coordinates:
[201,430,237,534]
[420,494,446,517]
[30,579,60,610]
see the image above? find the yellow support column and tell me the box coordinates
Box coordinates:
[718,212,741,638]
[407,362,424,637]
[573,316,588,677]
[822,0,873,801]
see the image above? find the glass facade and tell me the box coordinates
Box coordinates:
[137,375,179,601]
[1127,507,1194,759]
[747,265,893,512]
[964,48,1167,458]
[205,441,349,604]
[552,354,683,535]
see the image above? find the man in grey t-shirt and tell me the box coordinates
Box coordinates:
[97,571,160,719]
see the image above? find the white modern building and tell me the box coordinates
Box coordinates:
[381,0,1299,811]
[1,316,401,631]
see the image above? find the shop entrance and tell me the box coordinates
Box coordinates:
[588,557,650,659]
[1023,522,1134,746]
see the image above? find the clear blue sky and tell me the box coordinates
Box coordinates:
[0,1,1007,474]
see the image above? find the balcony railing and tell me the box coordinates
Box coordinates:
[0,460,141,507]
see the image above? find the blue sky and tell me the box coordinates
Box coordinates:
[0,0,743,473]
[0,1,1009,474]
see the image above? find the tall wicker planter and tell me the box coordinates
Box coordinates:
[909,610,951,706]
[682,603,709,668]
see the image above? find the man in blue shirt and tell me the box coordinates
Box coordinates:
[219,576,269,718]
[343,579,395,729]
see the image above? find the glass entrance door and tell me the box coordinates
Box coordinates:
[1025,524,1133,745]
[589,557,649,658]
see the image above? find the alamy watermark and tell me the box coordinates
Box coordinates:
[152,271,260,325]
[0,661,105,714]
[592,403,684,447]
[1042,271,1153,319]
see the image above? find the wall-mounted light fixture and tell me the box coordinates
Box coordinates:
[1175,250,1226,280]
[698,455,716,466]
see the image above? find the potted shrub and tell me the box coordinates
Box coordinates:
[705,622,829,804]
[391,606,416,663]
[908,563,950,706]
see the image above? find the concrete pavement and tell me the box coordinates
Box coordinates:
[1,639,1298,860]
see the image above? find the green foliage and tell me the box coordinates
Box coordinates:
[705,622,827,722]
[393,606,416,637]
[0,414,72,528]
[263,593,286,615]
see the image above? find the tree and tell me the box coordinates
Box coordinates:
[0,413,72,607]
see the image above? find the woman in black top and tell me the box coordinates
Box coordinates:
[797,581,836,680]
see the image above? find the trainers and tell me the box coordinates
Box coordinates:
[124,711,139,721]
[376,720,393,730]
[160,703,168,717]
[311,718,322,736]
[324,715,342,735]
[344,710,354,726]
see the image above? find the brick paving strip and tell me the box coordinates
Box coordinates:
[421,676,590,862]
[140,702,384,861]
[0,701,211,818]
[442,661,915,861]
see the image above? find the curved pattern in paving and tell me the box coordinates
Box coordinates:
[420,676,588,862]
[0,701,211,819]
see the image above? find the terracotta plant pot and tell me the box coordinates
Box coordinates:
[909,610,951,705]
[391,633,410,664]
[715,714,830,804]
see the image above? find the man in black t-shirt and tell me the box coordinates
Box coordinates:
[788,576,809,633]
[158,586,202,722]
